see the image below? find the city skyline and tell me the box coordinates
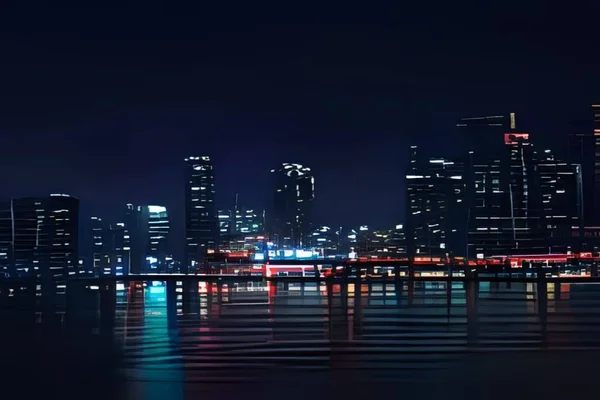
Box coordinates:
[1,102,599,276]
[4,5,600,396]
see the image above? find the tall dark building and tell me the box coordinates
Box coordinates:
[568,119,594,225]
[107,222,131,276]
[0,207,12,277]
[144,205,170,272]
[270,163,315,248]
[185,156,218,272]
[122,204,171,274]
[467,133,556,258]
[593,105,600,224]
[91,207,137,277]
[538,149,582,252]
[11,194,79,293]
[91,216,109,276]
[467,151,514,258]
[406,147,467,257]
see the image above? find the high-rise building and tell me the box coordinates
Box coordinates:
[311,226,344,257]
[145,205,170,272]
[107,222,131,276]
[593,105,600,224]
[467,133,546,258]
[406,147,467,257]
[218,209,233,236]
[0,207,13,277]
[121,204,171,274]
[185,156,218,272]
[270,163,315,248]
[90,216,133,277]
[235,207,263,234]
[91,216,109,276]
[567,119,594,225]
[11,194,79,293]
[538,149,582,252]
[218,202,266,252]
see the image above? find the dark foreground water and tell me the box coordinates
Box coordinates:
[2,279,600,399]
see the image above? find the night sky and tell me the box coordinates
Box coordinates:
[1,2,600,253]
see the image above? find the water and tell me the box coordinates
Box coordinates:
[2,279,600,399]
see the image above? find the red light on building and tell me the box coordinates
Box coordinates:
[580,252,593,258]
[504,133,530,144]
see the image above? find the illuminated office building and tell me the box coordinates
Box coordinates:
[310,226,343,257]
[145,205,170,271]
[594,105,600,223]
[345,224,407,258]
[270,163,315,248]
[235,207,263,234]
[124,205,170,273]
[467,133,545,257]
[107,222,131,276]
[91,216,109,276]
[538,150,582,252]
[218,206,263,235]
[505,133,543,251]
[406,147,467,257]
[91,216,132,277]
[218,209,232,236]
[11,194,79,293]
[185,156,218,272]
[218,203,265,252]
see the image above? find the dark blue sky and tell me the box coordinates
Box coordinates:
[1,2,600,251]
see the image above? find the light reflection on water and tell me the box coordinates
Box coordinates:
[3,279,600,399]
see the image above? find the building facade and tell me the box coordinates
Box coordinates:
[185,156,218,272]
[406,147,467,257]
[145,205,170,272]
[270,163,315,248]
[0,207,13,277]
[538,150,582,252]
[466,133,544,257]
[11,194,79,293]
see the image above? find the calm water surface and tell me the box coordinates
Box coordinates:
[2,279,600,399]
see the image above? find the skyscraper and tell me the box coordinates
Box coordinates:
[11,194,79,293]
[107,222,131,276]
[218,205,264,243]
[218,209,233,236]
[121,204,171,274]
[467,133,546,258]
[90,216,132,277]
[538,149,582,252]
[270,163,315,248]
[0,207,13,277]
[145,205,170,272]
[593,105,600,224]
[567,118,594,225]
[185,156,218,272]
[91,216,109,276]
[405,147,467,257]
